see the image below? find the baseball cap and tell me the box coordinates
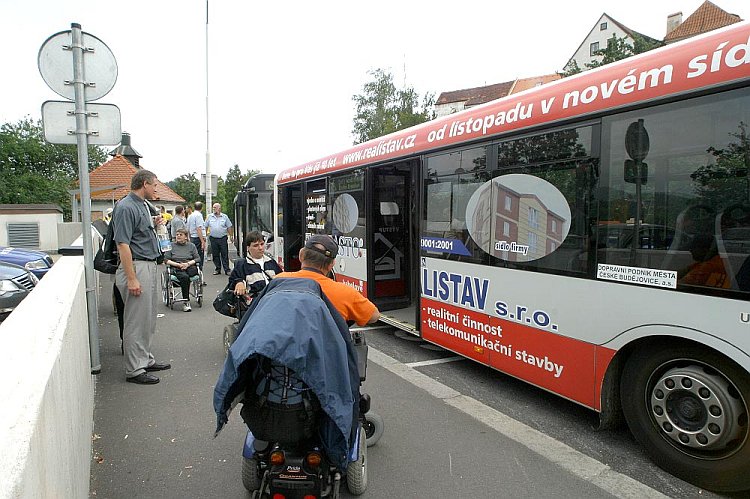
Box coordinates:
[304,234,338,258]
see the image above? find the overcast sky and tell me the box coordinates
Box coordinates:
[2,0,747,183]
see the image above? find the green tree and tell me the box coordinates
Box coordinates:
[0,117,107,220]
[167,172,202,207]
[217,164,261,221]
[691,121,750,206]
[561,59,582,78]
[167,165,262,218]
[352,69,435,144]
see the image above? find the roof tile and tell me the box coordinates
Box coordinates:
[665,0,742,42]
[436,80,515,106]
[86,155,186,202]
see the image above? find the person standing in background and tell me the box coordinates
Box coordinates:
[206,202,234,275]
[187,201,206,271]
[112,169,172,385]
[170,205,187,240]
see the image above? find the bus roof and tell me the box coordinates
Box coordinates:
[277,21,750,185]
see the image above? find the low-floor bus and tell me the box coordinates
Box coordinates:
[270,22,750,491]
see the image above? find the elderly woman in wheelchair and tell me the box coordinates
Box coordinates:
[163,228,203,311]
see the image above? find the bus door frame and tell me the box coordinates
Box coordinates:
[366,159,421,315]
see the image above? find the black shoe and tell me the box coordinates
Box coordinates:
[213,270,221,275]
[126,373,159,384]
[145,361,171,372]
[224,270,231,275]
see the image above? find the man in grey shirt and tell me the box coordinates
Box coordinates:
[170,205,187,240]
[187,201,206,270]
[113,169,172,385]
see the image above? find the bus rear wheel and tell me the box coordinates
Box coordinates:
[620,343,750,492]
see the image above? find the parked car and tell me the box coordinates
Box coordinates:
[0,246,54,279]
[0,261,38,322]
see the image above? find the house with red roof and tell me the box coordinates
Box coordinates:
[434,74,560,118]
[75,133,185,221]
[664,1,742,44]
[435,1,742,119]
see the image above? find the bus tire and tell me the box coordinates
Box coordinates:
[620,343,750,492]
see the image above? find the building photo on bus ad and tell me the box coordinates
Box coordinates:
[267,20,750,494]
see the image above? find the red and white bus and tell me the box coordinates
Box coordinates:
[272,22,750,491]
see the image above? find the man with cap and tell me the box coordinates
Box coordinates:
[276,234,380,326]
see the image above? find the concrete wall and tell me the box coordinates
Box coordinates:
[57,222,83,249]
[0,257,93,499]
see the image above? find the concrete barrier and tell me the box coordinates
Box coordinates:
[56,222,83,252]
[0,257,93,499]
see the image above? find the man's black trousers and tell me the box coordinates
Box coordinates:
[210,235,230,273]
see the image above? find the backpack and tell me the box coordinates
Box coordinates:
[240,358,321,443]
[94,220,119,274]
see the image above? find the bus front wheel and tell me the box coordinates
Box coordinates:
[621,343,750,492]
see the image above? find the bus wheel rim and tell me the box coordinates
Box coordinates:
[649,363,748,457]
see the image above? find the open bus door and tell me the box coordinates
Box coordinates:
[281,183,304,272]
[368,161,419,331]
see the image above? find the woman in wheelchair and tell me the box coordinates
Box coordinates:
[228,231,282,309]
[164,228,201,311]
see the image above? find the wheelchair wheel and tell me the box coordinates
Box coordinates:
[192,279,203,307]
[241,456,261,492]
[160,272,171,308]
[363,410,384,447]
[223,323,237,357]
[346,426,367,495]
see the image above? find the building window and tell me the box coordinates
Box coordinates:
[600,22,607,31]
[552,219,557,233]
[528,232,538,255]
[528,207,539,229]
[503,221,510,236]
[590,42,599,55]
[504,195,512,211]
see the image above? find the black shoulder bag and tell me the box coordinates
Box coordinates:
[94,221,119,274]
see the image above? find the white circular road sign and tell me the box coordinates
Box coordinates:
[38,29,117,102]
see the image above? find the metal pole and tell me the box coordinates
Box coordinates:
[71,23,101,373]
[205,0,212,211]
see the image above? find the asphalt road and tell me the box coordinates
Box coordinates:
[88,264,735,499]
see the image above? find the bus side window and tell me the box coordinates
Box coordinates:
[600,88,750,296]
[423,147,489,264]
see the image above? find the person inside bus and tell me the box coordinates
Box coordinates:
[678,233,730,288]
[229,231,283,304]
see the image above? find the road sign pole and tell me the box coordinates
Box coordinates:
[71,23,101,373]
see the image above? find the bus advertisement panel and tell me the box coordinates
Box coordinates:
[278,23,750,185]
